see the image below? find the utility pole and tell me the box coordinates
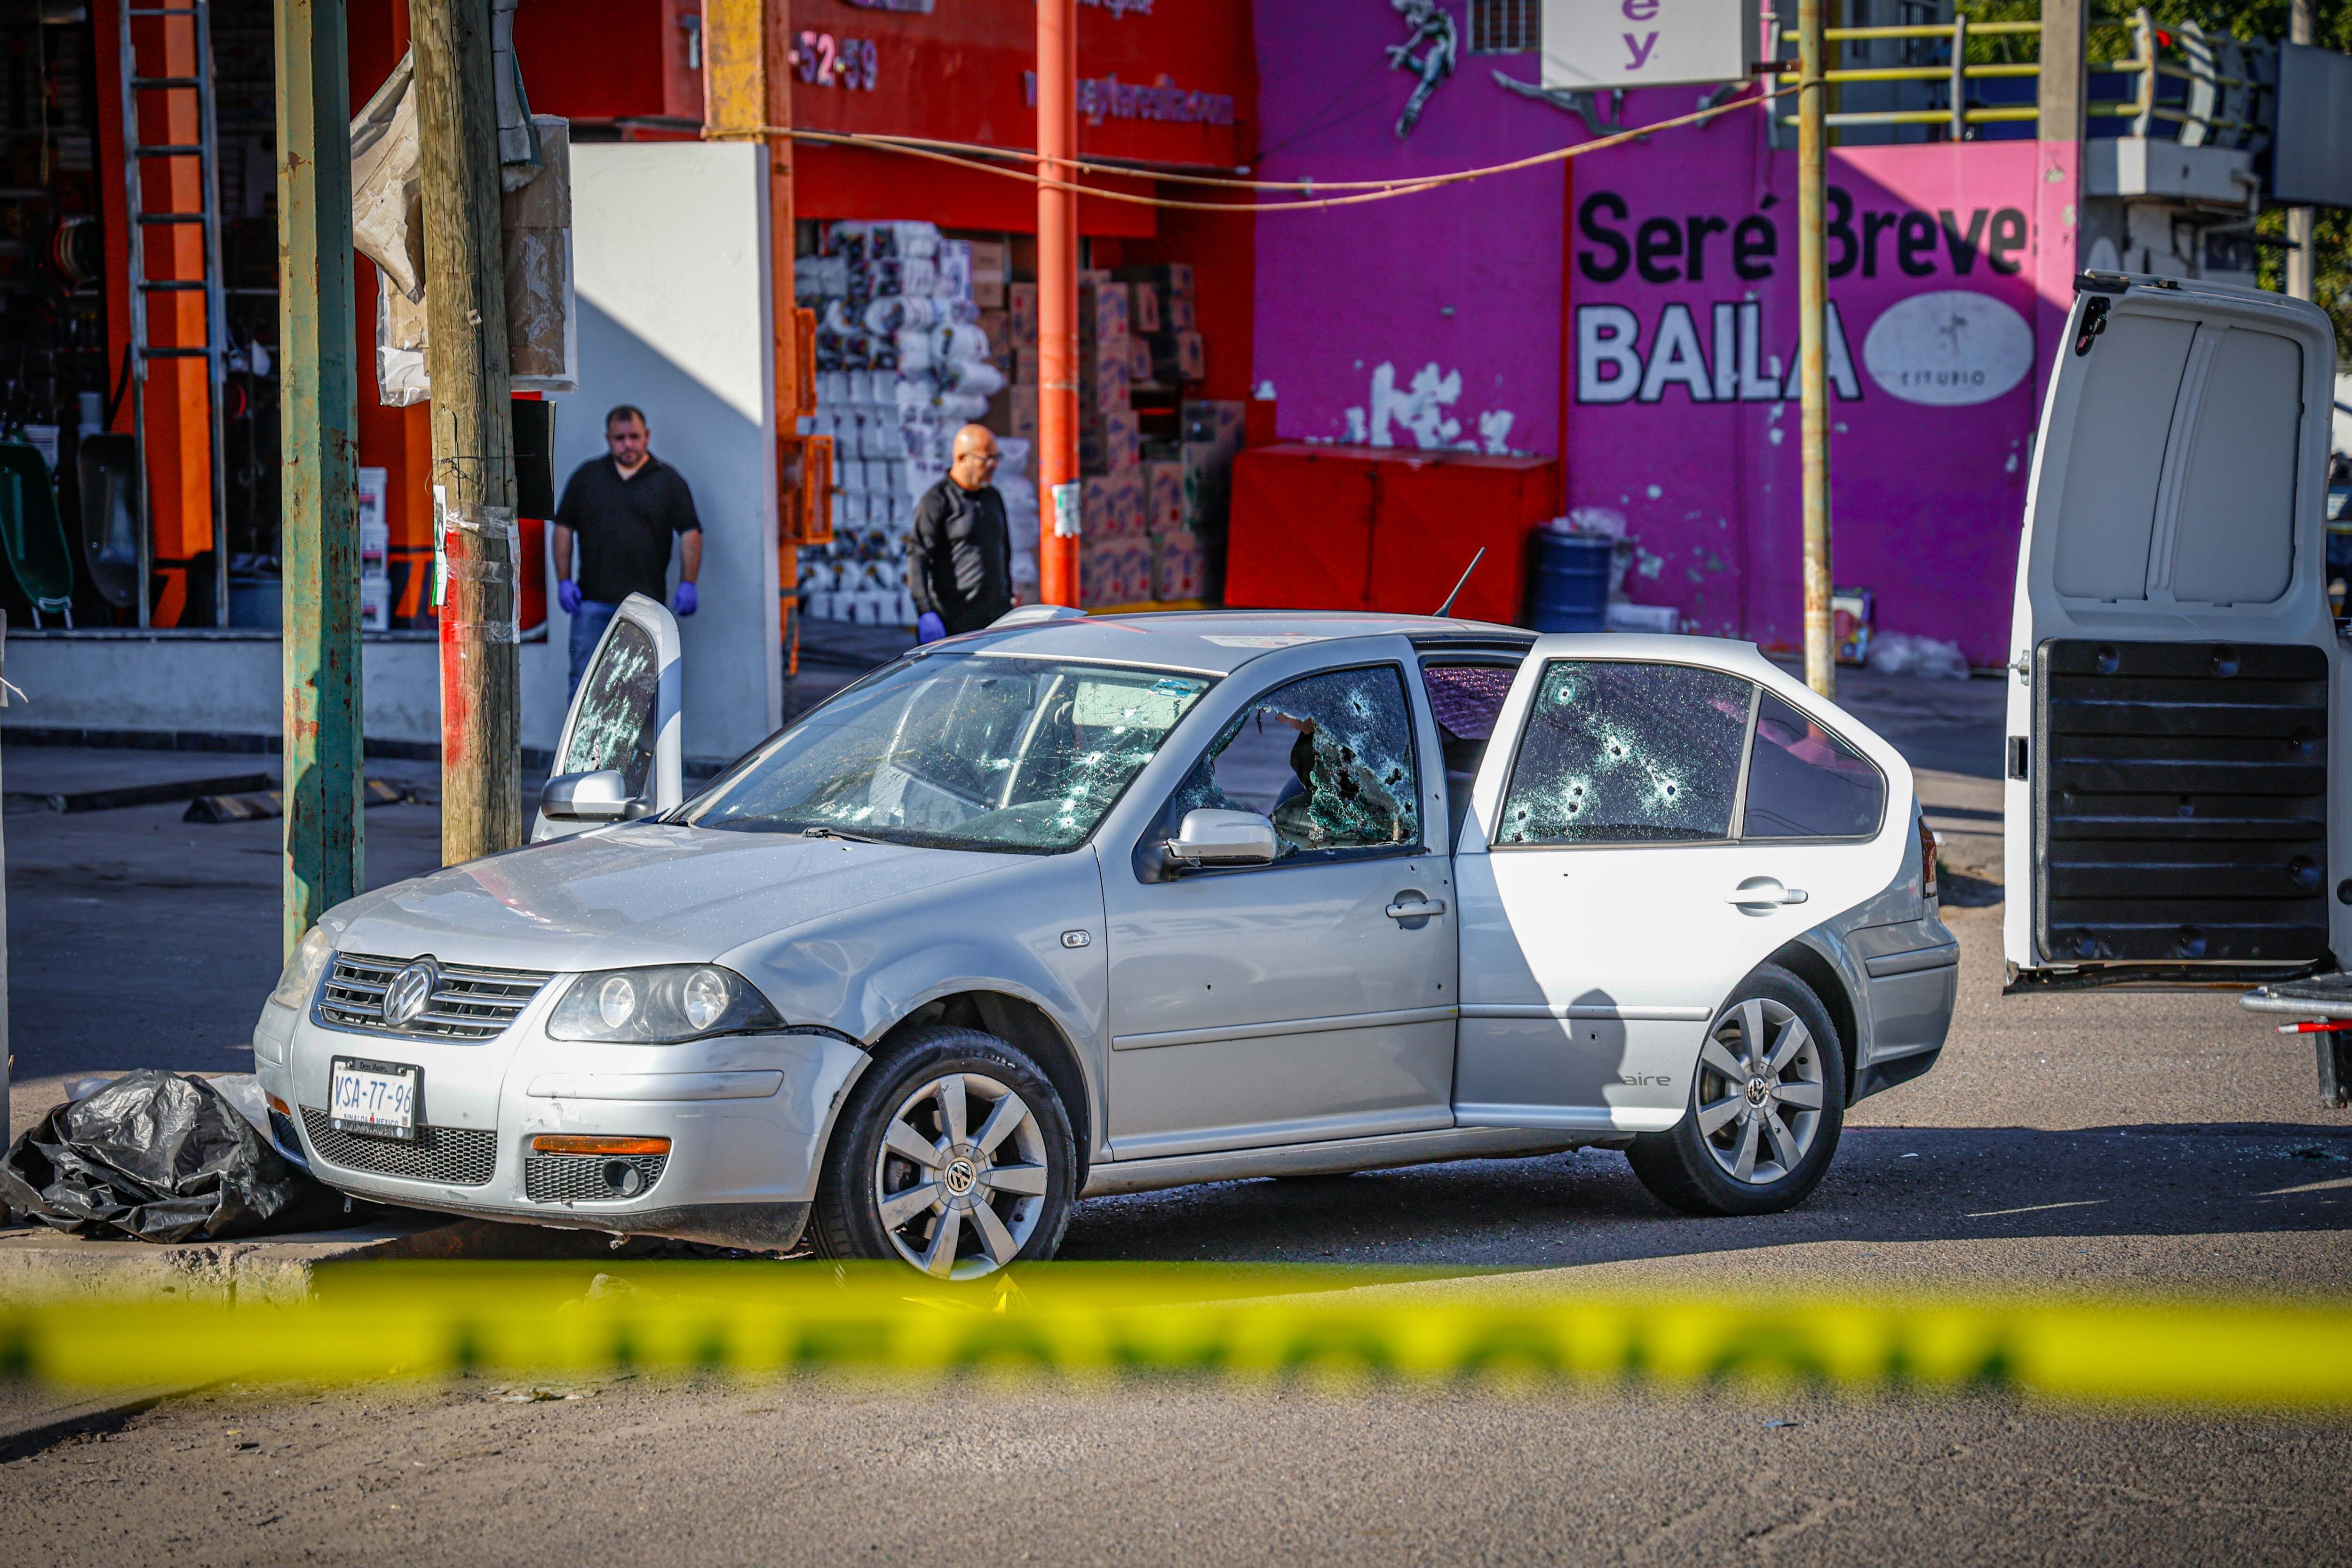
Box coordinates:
[276,0,363,951]
[1037,0,1081,607]
[2288,0,2316,302]
[1797,0,1832,699]
[410,0,520,864]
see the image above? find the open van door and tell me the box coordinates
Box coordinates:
[532,592,684,842]
[2004,275,2342,992]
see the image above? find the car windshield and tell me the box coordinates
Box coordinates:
[681,653,1214,852]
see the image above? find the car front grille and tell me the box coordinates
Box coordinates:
[299,1106,499,1186]
[316,953,552,1041]
[524,1152,668,1204]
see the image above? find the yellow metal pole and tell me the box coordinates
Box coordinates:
[704,0,800,671]
[1798,0,1834,699]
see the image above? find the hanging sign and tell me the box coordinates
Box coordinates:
[1541,0,1759,91]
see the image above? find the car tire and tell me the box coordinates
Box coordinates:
[1626,963,1847,1218]
[810,1024,1077,1277]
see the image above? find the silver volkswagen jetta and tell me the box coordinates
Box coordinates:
[253,605,1956,1277]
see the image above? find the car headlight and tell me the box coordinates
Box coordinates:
[268,925,337,1012]
[547,964,783,1043]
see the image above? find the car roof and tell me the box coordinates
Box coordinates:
[944,609,1535,676]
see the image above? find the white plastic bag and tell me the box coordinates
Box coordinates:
[1866,630,1972,680]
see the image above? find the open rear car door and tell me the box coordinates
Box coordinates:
[532,592,685,842]
[2004,274,2348,1100]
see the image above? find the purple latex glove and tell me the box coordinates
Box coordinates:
[675,581,699,617]
[916,611,946,645]
[556,579,582,616]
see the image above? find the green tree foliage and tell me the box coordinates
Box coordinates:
[1954,0,2352,359]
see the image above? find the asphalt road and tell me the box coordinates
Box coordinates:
[4,678,2350,1564]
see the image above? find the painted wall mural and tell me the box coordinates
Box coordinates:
[1251,2,2077,666]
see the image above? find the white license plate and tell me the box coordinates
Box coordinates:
[330,1058,420,1140]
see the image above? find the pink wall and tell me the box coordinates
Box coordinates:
[1250,5,2078,665]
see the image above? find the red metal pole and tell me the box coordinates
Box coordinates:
[1036,0,1080,606]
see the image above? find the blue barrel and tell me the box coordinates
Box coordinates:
[1526,530,1612,632]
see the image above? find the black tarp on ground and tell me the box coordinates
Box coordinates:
[1,1070,345,1242]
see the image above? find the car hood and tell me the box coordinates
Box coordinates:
[330,823,1013,973]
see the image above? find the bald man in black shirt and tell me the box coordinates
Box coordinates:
[907,423,1013,640]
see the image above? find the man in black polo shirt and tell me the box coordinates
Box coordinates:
[553,404,703,693]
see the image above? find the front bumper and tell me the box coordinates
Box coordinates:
[252,989,868,1250]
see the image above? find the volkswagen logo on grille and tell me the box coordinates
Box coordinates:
[381,959,440,1029]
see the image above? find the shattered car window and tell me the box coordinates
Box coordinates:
[1741,692,1883,838]
[1165,666,1421,858]
[1497,661,1749,845]
[682,654,1211,852]
[560,615,660,798]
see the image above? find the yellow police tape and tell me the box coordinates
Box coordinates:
[4,1263,2349,1409]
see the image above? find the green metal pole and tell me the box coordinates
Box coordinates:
[275,0,363,955]
[1798,0,1833,700]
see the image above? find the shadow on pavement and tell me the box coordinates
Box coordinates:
[1060,1121,2352,1275]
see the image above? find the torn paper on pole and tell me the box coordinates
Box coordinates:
[350,51,424,303]
[372,115,575,406]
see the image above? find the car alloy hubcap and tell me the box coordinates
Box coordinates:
[381,959,439,1029]
[1693,996,1826,1186]
[872,1071,1051,1279]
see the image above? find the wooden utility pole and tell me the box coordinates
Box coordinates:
[1797,0,1832,699]
[1037,0,1081,607]
[410,0,519,863]
[2288,0,2316,301]
[703,0,800,649]
[276,0,364,950]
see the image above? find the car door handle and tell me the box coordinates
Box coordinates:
[1386,896,1447,921]
[1727,878,1809,907]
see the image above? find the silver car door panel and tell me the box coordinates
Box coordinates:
[1453,639,1916,1132]
[1103,654,1459,1158]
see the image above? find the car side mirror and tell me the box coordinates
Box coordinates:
[541,769,636,823]
[1165,808,1279,870]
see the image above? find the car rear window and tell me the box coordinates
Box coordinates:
[1497,661,1749,845]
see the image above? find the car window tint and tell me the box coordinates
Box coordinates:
[1422,662,1518,845]
[1741,692,1883,838]
[1168,666,1421,859]
[560,615,660,798]
[1497,661,1748,845]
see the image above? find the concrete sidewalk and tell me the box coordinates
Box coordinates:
[0,1210,628,1305]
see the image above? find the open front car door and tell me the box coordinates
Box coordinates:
[2004,275,2342,995]
[532,591,685,842]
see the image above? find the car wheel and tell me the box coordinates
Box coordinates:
[810,1024,1076,1278]
[1626,963,1846,1218]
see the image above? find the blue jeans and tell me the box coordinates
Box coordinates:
[567,598,619,697]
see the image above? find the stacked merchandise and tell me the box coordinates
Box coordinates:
[1115,263,1208,391]
[1179,398,1246,599]
[793,221,1031,624]
[1011,267,1223,611]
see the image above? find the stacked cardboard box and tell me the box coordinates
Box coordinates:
[1004,273,1248,605]
[1114,263,1204,389]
